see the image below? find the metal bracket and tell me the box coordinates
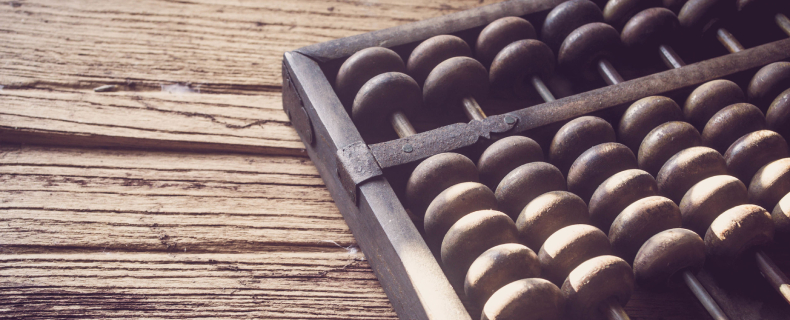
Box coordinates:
[282,63,314,145]
[336,142,383,205]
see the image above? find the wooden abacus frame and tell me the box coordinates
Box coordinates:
[281,0,790,319]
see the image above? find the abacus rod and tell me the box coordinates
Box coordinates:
[600,298,631,320]
[716,28,745,53]
[659,44,686,69]
[531,75,556,102]
[681,270,729,320]
[755,250,790,305]
[597,59,625,86]
[389,110,417,138]
[777,13,790,37]
[461,96,487,121]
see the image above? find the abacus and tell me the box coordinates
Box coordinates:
[281,0,790,319]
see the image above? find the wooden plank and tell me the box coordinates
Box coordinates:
[0,145,396,318]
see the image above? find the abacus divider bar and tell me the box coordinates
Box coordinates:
[531,75,556,102]
[389,110,417,138]
[659,44,686,69]
[600,297,631,320]
[777,13,790,37]
[716,28,745,53]
[755,249,790,305]
[462,96,487,121]
[681,270,730,320]
[597,58,625,86]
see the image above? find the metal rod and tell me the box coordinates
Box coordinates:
[682,270,729,320]
[716,28,745,53]
[600,298,631,320]
[461,96,487,121]
[777,13,790,37]
[659,44,686,69]
[389,110,417,138]
[755,250,790,305]
[597,59,625,86]
[530,75,556,102]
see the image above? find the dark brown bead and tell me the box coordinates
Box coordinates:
[423,56,489,110]
[767,88,790,141]
[683,79,746,130]
[589,169,659,234]
[567,143,638,203]
[481,278,565,320]
[516,191,590,251]
[489,40,555,95]
[550,116,616,176]
[678,0,729,31]
[705,204,774,267]
[701,103,766,153]
[638,121,702,176]
[749,158,790,210]
[496,162,566,221]
[465,243,540,308]
[747,62,790,111]
[539,224,612,285]
[424,182,497,254]
[405,153,478,218]
[336,47,405,112]
[618,96,683,152]
[476,17,536,68]
[604,0,662,29]
[621,8,680,49]
[561,255,634,320]
[478,136,544,190]
[773,193,790,235]
[407,35,472,86]
[542,0,604,52]
[724,130,789,183]
[633,228,705,288]
[351,72,422,135]
[558,23,622,81]
[609,196,683,263]
[679,175,748,236]
[656,146,728,203]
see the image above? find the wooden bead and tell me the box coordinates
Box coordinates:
[561,255,634,320]
[489,40,555,94]
[589,169,659,233]
[567,143,638,203]
[516,191,590,252]
[705,204,774,266]
[701,103,766,153]
[679,175,748,236]
[609,196,683,263]
[684,79,745,130]
[638,121,702,176]
[496,162,566,221]
[407,35,472,86]
[747,62,790,111]
[767,88,790,141]
[678,0,729,31]
[724,130,789,183]
[442,210,518,288]
[406,153,479,218]
[351,72,422,135]
[656,146,728,203]
[618,96,683,152]
[481,278,565,320]
[633,228,705,288]
[604,0,662,29]
[549,116,616,176]
[478,136,544,190]
[541,0,603,52]
[423,57,489,110]
[749,158,790,210]
[773,193,790,234]
[424,182,497,254]
[476,17,536,68]
[336,47,405,112]
[558,22,622,80]
[621,8,680,49]
[465,243,541,309]
[539,224,612,285]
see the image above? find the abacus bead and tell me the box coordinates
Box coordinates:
[561,255,635,320]
[633,228,706,288]
[656,146,728,203]
[549,116,617,176]
[749,158,790,210]
[557,22,622,80]
[481,278,565,320]
[767,88,790,141]
[423,57,489,110]
[478,136,544,190]
[336,47,405,111]
[604,0,662,29]
[773,193,790,234]
[747,62,790,111]
[567,143,638,203]
[609,196,683,263]
[684,79,745,130]
[442,210,518,287]
[679,175,749,236]
[542,0,604,52]
[539,224,612,285]
[705,204,774,266]
[516,191,590,251]
[701,103,766,153]
[424,182,497,254]
[678,0,728,31]
[476,17,536,68]
[724,130,789,183]
[489,40,555,92]
[407,35,472,86]
[618,96,683,152]
[352,72,422,135]
[638,121,702,176]
[496,162,567,221]
[406,153,479,218]
[621,8,680,48]
[589,169,659,233]
[465,243,541,309]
